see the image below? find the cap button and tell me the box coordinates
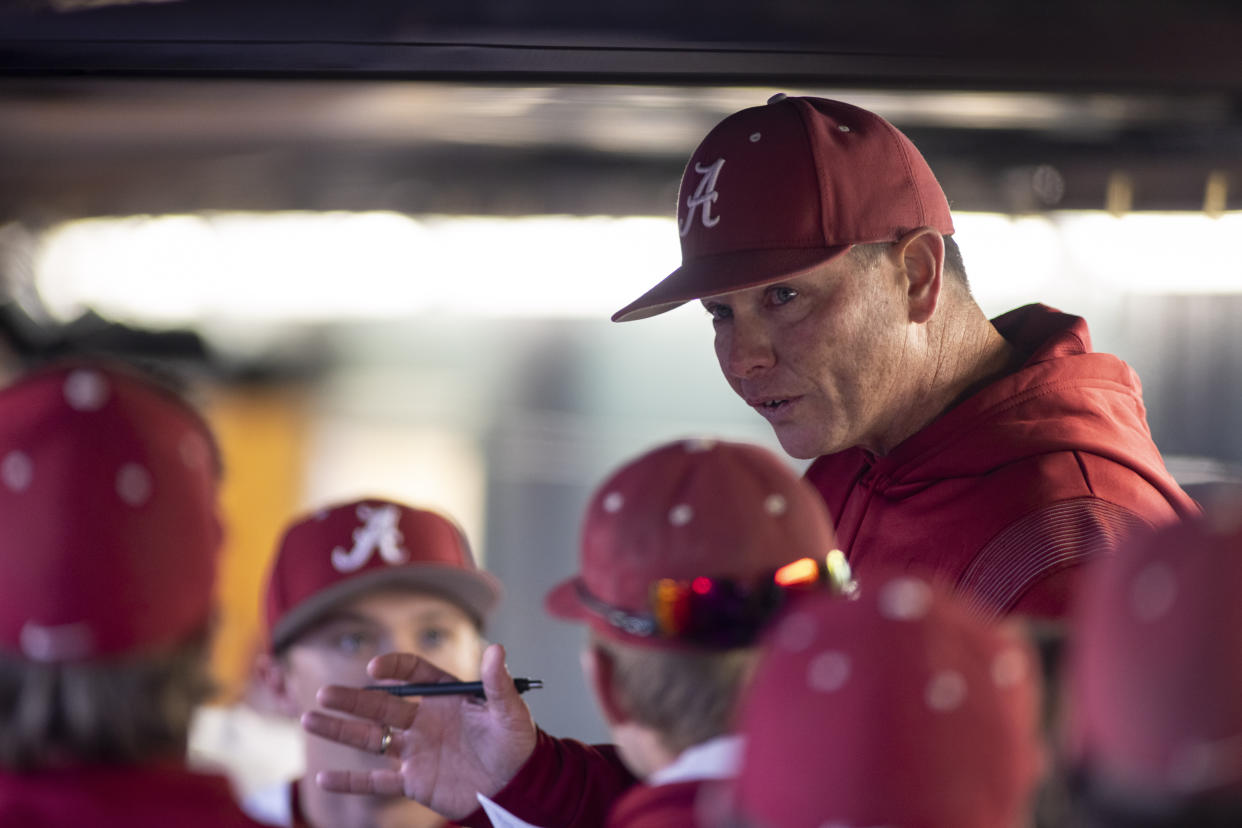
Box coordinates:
[766,92,788,105]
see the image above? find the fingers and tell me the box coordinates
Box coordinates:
[301,710,406,757]
[316,685,420,729]
[368,651,458,683]
[301,710,387,752]
[315,768,406,797]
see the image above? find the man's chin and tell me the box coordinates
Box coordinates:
[772,428,826,461]
[772,416,854,458]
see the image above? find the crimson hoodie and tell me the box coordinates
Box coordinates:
[461,729,636,828]
[806,303,1198,618]
[462,305,1200,828]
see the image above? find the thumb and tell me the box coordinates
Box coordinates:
[473,642,538,792]
[480,643,520,710]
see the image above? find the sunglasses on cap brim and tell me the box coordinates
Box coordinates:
[575,549,857,648]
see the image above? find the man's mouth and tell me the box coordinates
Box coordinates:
[748,396,799,419]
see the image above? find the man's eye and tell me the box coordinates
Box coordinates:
[705,304,732,321]
[770,286,798,305]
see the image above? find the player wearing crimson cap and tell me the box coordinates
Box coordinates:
[726,574,1044,828]
[0,361,265,827]
[539,439,850,827]
[249,498,501,828]
[616,94,1196,619]
[1065,510,1242,826]
[303,440,852,828]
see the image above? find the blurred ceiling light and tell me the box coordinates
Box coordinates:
[1058,212,1242,294]
[29,209,1242,328]
[33,211,680,324]
[951,213,1061,311]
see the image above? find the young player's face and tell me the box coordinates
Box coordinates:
[271,587,484,780]
[281,587,483,718]
[266,588,483,826]
[703,249,914,459]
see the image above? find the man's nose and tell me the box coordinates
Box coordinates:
[721,321,776,379]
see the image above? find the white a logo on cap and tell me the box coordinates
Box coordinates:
[679,158,725,237]
[331,504,409,573]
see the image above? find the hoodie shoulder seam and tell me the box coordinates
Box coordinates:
[884,375,1141,483]
[1071,450,1096,497]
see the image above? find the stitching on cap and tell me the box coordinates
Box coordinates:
[876,116,925,223]
[787,98,829,242]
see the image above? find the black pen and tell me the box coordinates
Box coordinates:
[364,678,544,699]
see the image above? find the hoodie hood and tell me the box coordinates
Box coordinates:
[866,304,1186,509]
[803,303,1198,617]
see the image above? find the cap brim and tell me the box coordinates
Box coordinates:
[544,575,589,622]
[612,245,852,322]
[271,566,504,650]
[544,575,653,646]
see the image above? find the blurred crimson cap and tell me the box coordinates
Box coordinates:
[613,95,954,322]
[264,498,502,651]
[733,574,1043,828]
[1067,515,1242,797]
[544,438,838,648]
[0,361,222,661]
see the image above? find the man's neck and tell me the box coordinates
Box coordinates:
[934,304,1020,412]
[873,298,1017,456]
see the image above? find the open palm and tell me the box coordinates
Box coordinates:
[301,643,538,821]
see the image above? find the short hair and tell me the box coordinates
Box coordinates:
[0,632,214,770]
[850,233,970,292]
[593,634,754,756]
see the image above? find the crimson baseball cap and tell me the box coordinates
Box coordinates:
[613,95,954,322]
[1067,516,1242,797]
[0,361,223,661]
[544,438,839,649]
[264,498,503,651]
[734,575,1043,828]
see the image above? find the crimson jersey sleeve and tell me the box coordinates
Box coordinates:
[459,728,638,828]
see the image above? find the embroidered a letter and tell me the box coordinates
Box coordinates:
[679,158,726,237]
[331,504,409,572]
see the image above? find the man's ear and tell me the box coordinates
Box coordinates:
[252,650,301,719]
[891,226,944,324]
[581,644,630,728]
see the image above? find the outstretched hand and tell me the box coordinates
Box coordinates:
[301,643,539,820]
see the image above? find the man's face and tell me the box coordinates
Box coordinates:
[271,587,484,771]
[702,250,914,459]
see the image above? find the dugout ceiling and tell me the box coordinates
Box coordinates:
[2,0,1242,219]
